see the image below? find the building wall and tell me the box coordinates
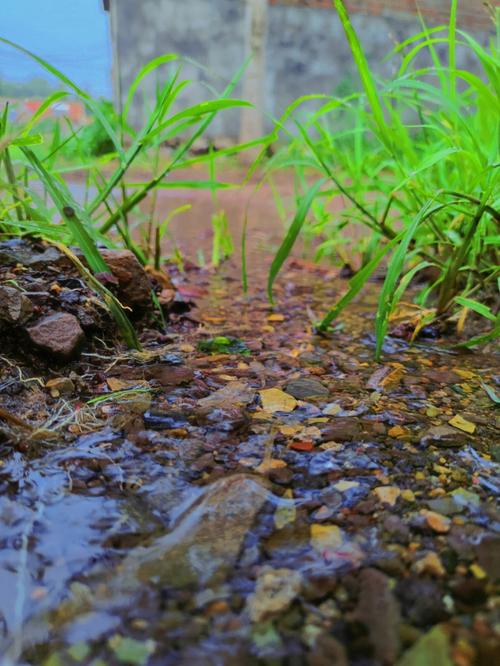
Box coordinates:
[110,0,246,137]
[108,0,494,139]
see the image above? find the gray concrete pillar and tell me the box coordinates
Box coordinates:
[239,0,268,143]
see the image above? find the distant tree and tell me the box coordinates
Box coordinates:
[0,76,57,98]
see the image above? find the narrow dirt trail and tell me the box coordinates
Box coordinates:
[0,243,498,664]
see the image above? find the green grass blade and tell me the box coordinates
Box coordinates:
[0,37,125,162]
[267,178,326,303]
[20,147,109,274]
[454,296,497,322]
[374,200,441,359]
[318,235,400,331]
[332,0,391,149]
[449,0,458,100]
[122,53,178,125]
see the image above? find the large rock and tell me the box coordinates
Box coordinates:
[118,474,269,587]
[355,568,401,664]
[100,249,152,308]
[420,425,468,448]
[0,238,61,267]
[247,567,302,623]
[285,378,329,400]
[0,285,33,324]
[27,312,85,359]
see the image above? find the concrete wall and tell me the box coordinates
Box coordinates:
[107,0,493,140]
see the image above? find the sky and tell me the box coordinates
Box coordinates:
[0,0,112,97]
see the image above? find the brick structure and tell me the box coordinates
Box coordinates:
[269,1,493,30]
[105,0,494,140]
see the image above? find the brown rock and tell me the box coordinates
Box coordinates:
[307,634,348,666]
[27,313,85,359]
[476,536,500,580]
[426,368,461,384]
[247,567,302,622]
[197,381,255,410]
[0,285,33,324]
[320,418,361,442]
[356,568,401,664]
[285,378,329,400]
[144,364,194,387]
[100,249,152,307]
[420,425,468,448]
[118,474,269,587]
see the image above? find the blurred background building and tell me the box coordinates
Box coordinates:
[104,0,494,142]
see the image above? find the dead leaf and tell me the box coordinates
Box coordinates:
[267,313,285,322]
[279,424,302,436]
[259,388,297,413]
[373,486,401,506]
[311,524,343,553]
[334,480,360,492]
[421,510,451,533]
[198,381,255,409]
[274,489,296,529]
[455,369,475,380]
[414,552,445,577]
[255,459,287,474]
[289,440,314,452]
[107,377,147,392]
[448,414,476,434]
[388,425,407,438]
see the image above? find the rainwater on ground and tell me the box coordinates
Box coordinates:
[0,181,499,665]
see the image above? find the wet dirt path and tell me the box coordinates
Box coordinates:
[0,251,499,665]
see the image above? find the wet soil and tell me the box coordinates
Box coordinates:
[0,239,499,665]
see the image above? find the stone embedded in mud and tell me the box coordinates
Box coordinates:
[476,536,500,580]
[45,377,75,397]
[0,239,61,267]
[100,249,152,308]
[0,285,33,324]
[118,474,269,587]
[144,364,194,387]
[197,381,256,410]
[319,418,361,443]
[285,378,329,400]
[420,425,468,448]
[307,633,348,666]
[27,312,85,359]
[247,567,302,623]
[413,552,446,577]
[355,568,401,664]
[396,578,448,627]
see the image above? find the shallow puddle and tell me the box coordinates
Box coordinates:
[0,255,499,664]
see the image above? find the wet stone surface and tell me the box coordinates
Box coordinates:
[0,254,499,665]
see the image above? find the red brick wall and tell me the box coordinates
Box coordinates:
[268,1,494,31]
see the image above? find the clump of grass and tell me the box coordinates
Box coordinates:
[0,39,267,347]
[265,0,499,358]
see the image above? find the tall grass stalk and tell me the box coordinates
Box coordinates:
[0,40,268,346]
[266,0,499,357]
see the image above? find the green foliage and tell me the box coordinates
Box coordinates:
[73,99,118,157]
[265,0,499,357]
[197,336,251,356]
[0,38,266,348]
[0,75,57,98]
[211,210,234,267]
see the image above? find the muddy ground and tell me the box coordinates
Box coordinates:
[0,234,499,666]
